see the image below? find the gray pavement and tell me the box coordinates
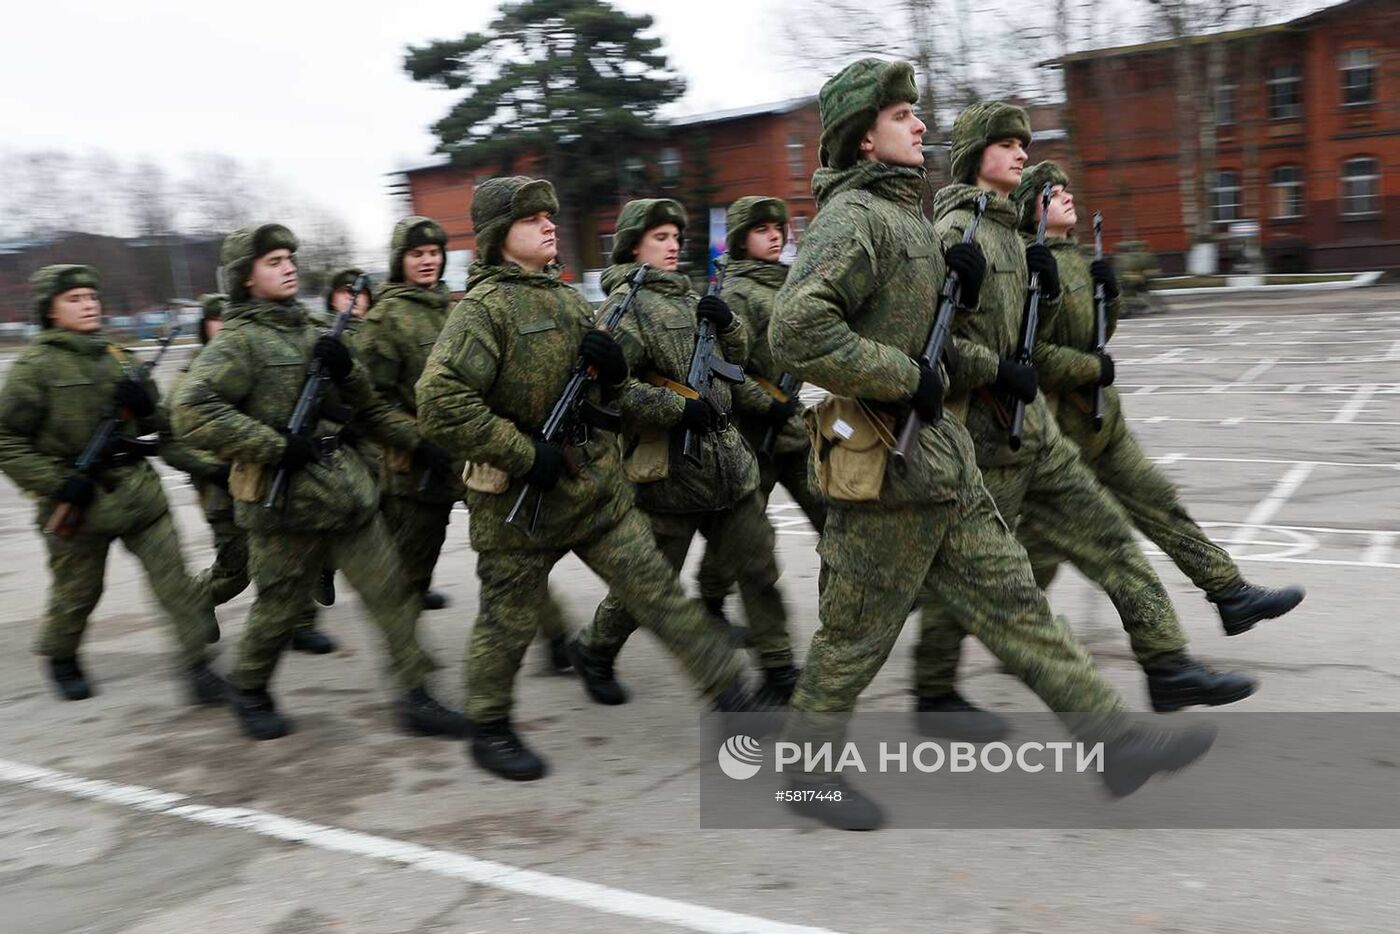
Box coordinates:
[2,289,1399,933]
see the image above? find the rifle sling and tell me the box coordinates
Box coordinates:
[642,371,701,400]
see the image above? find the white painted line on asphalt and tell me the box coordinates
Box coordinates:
[1213,322,1246,337]
[1121,311,1400,325]
[1220,417,1244,426]
[1117,338,1399,349]
[1228,462,1314,551]
[1130,416,1400,427]
[1360,532,1397,567]
[1387,340,1400,362]
[1124,357,1394,365]
[1233,359,1277,385]
[1117,383,1400,396]
[1150,454,1398,470]
[0,758,842,934]
[1332,384,1378,424]
[1130,385,1159,395]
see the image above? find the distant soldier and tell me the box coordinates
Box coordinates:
[913,106,1254,724]
[568,198,800,705]
[174,224,467,741]
[695,196,826,637]
[1114,241,1161,317]
[1009,162,1303,647]
[0,265,224,704]
[357,219,461,610]
[416,176,754,780]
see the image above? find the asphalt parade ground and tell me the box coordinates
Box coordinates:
[2,287,1399,933]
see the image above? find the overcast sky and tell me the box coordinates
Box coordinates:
[1,0,1335,263]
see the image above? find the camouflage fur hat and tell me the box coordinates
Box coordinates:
[471,177,559,266]
[1011,162,1071,234]
[30,264,100,327]
[220,224,298,302]
[818,59,919,169]
[610,198,687,264]
[389,216,447,283]
[324,267,371,311]
[725,196,788,257]
[197,292,227,344]
[950,101,1032,184]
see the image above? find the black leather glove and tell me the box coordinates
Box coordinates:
[1090,258,1120,301]
[679,398,716,433]
[696,294,733,331]
[1025,243,1061,300]
[210,464,232,492]
[1097,352,1115,387]
[909,362,943,423]
[313,336,353,383]
[53,474,96,507]
[944,242,987,309]
[941,339,961,378]
[580,330,627,387]
[279,432,318,472]
[765,396,801,426]
[114,378,156,418]
[994,358,1039,404]
[413,440,454,475]
[525,440,565,491]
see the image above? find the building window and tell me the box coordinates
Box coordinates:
[787,135,805,177]
[1209,171,1242,224]
[1341,158,1381,216]
[1269,165,1304,219]
[600,232,615,257]
[659,147,681,186]
[1340,49,1376,106]
[1215,85,1236,127]
[1267,64,1302,120]
[792,215,808,241]
[620,157,644,191]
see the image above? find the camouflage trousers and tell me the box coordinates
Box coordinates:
[794,485,1125,715]
[583,491,794,669]
[196,488,319,632]
[467,506,745,722]
[696,444,827,604]
[38,511,213,668]
[1038,420,1240,596]
[914,430,1189,697]
[381,494,452,596]
[233,515,434,692]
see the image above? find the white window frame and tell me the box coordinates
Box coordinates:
[659,147,681,186]
[1341,158,1381,217]
[1340,49,1376,106]
[1267,64,1303,120]
[1269,165,1304,219]
[787,135,805,177]
[1210,170,1242,224]
[1215,84,1237,127]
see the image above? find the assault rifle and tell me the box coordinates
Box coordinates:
[263,273,369,509]
[45,322,183,537]
[679,262,744,466]
[505,264,650,536]
[758,372,801,460]
[892,192,988,465]
[1007,183,1053,452]
[1091,211,1108,432]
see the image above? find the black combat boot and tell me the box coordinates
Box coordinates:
[1145,653,1257,712]
[290,627,337,654]
[913,692,1010,742]
[230,688,291,740]
[567,639,629,705]
[470,720,547,781]
[1208,580,1305,636]
[396,687,471,738]
[48,656,93,701]
[758,664,801,706]
[544,633,572,674]
[784,778,885,831]
[1099,722,1216,797]
[187,662,227,706]
[314,568,336,607]
[422,590,450,611]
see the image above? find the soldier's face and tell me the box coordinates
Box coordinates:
[745,222,785,263]
[50,288,102,333]
[203,317,224,341]
[634,224,681,271]
[247,249,299,302]
[501,211,558,271]
[405,244,443,287]
[978,138,1027,195]
[1041,185,1077,230]
[861,102,926,167]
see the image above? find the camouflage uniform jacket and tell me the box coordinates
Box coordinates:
[1034,236,1123,461]
[0,329,171,537]
[357,282,465,503]
[415,262,632,552]
[721,258,808,456]
[173,300,419,533]
[770,160,979,507]
[603,262,759,515]
[932,183,1059,467]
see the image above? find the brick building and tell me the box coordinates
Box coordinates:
[1053,0,1399,273]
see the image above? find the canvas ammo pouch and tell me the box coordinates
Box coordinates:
[810,396,896,502]
[621,426,670,484]
[462,461,511,494]
[228,462,268,503]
